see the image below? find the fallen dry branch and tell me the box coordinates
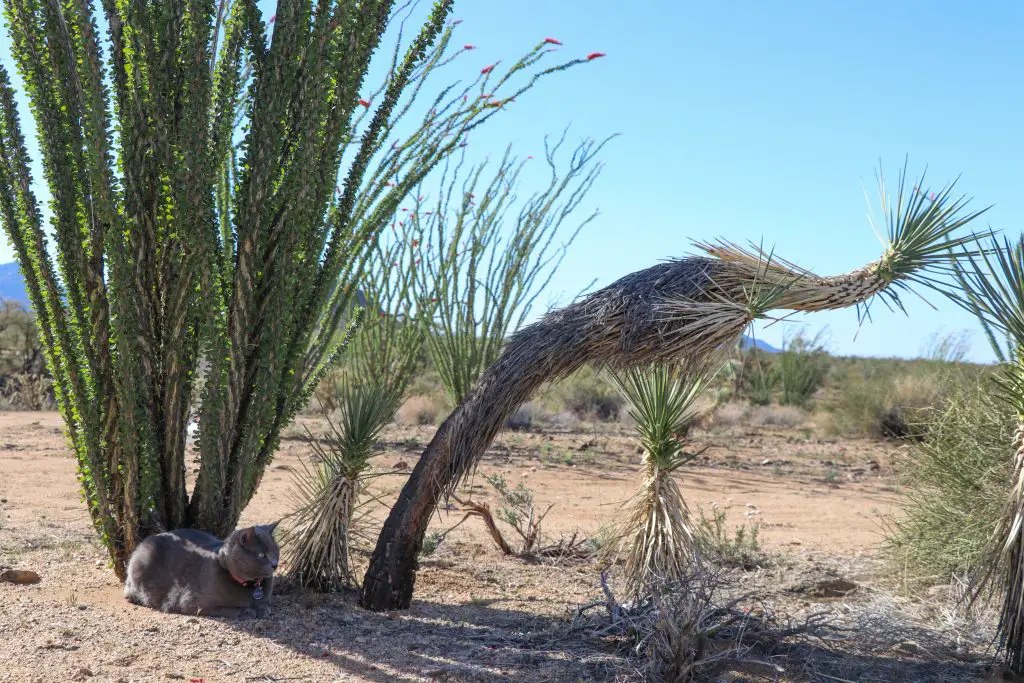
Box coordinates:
[450,495,515,555]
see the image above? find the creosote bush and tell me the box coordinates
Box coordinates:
[777,328,829,407]
[885,381,1013,586]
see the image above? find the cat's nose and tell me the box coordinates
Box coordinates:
[271,562,278,570]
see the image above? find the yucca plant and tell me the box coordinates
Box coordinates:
[422,132,610,405]
[285,211,434,590]
[955,234,1024,672]
[283,380,396,591]
[606,363,714,597]
[362,166,990,611]
[0,0,600,577]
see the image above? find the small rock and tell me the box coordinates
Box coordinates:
[185,617,199,624]
[77,604,87,610]
[72,668,93,681]
[760,459,773,466]
[145,626,160,633]
[164,675,185,680]
[896,640,925,655]
[393,460,409,470]
[0,569,41,584]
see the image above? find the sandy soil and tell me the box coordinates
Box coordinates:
[0,410,1002,682]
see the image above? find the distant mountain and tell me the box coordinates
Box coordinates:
[740,336,780,353]
[0,262,28,305]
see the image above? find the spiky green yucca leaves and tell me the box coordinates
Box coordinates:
[607,363,713,597]
[953,235,1024,672]
[693,168,990,322]
[290,223,433,590]
[423,132,610,405]
[283,380,397,591]
[0,0,597,577]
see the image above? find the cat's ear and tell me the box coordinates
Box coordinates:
[241,528,253,544]
[264,520,280,537]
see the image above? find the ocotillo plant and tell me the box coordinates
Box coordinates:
[361,168,989,611]
[607,362,713,597]
[956,235,1024,673]
[0,0,601,577]
[421,132,610,405]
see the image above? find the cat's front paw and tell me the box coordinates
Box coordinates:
[255,604,272,618]
[239,607,258,619]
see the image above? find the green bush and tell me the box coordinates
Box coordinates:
[777,330,830,407]
[743,357,777,406]
[824,357,970,439]
[884,381,1013,584]
[535,364,624,422]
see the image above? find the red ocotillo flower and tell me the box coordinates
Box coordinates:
[481,63,496,74]
[464,44,476,50]
[586,52,606,60]
[544,37,562,45]
[358,99,370,107]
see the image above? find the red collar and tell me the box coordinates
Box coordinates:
[231,574,262,588]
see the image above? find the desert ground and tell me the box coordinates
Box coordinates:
[0,409,1005,682]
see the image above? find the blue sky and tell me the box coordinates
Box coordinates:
[2,1,1021,362]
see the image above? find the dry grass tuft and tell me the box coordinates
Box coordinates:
[394,394,447,426]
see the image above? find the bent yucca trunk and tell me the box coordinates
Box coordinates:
[361,169,988,611]
[0,0,596,577]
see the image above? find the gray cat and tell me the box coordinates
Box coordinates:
[123,522,279,618]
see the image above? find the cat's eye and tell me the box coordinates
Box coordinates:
[258,552,266,558]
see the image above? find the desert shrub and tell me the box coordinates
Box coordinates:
[824,358,962,439]
[395,395,447,426]
[537,363,624,422]
[695,507,767,571]
[922,329,973,363]
[777,329,830,407]
[451,474,552,556]
[884,382,1013,584]
[0,299,52,409]
[505,403,537,431]
[741,352,777,406]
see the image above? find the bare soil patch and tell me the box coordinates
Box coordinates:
[0,411,1002,682]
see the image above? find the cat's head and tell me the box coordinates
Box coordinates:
[222,521,280,582]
